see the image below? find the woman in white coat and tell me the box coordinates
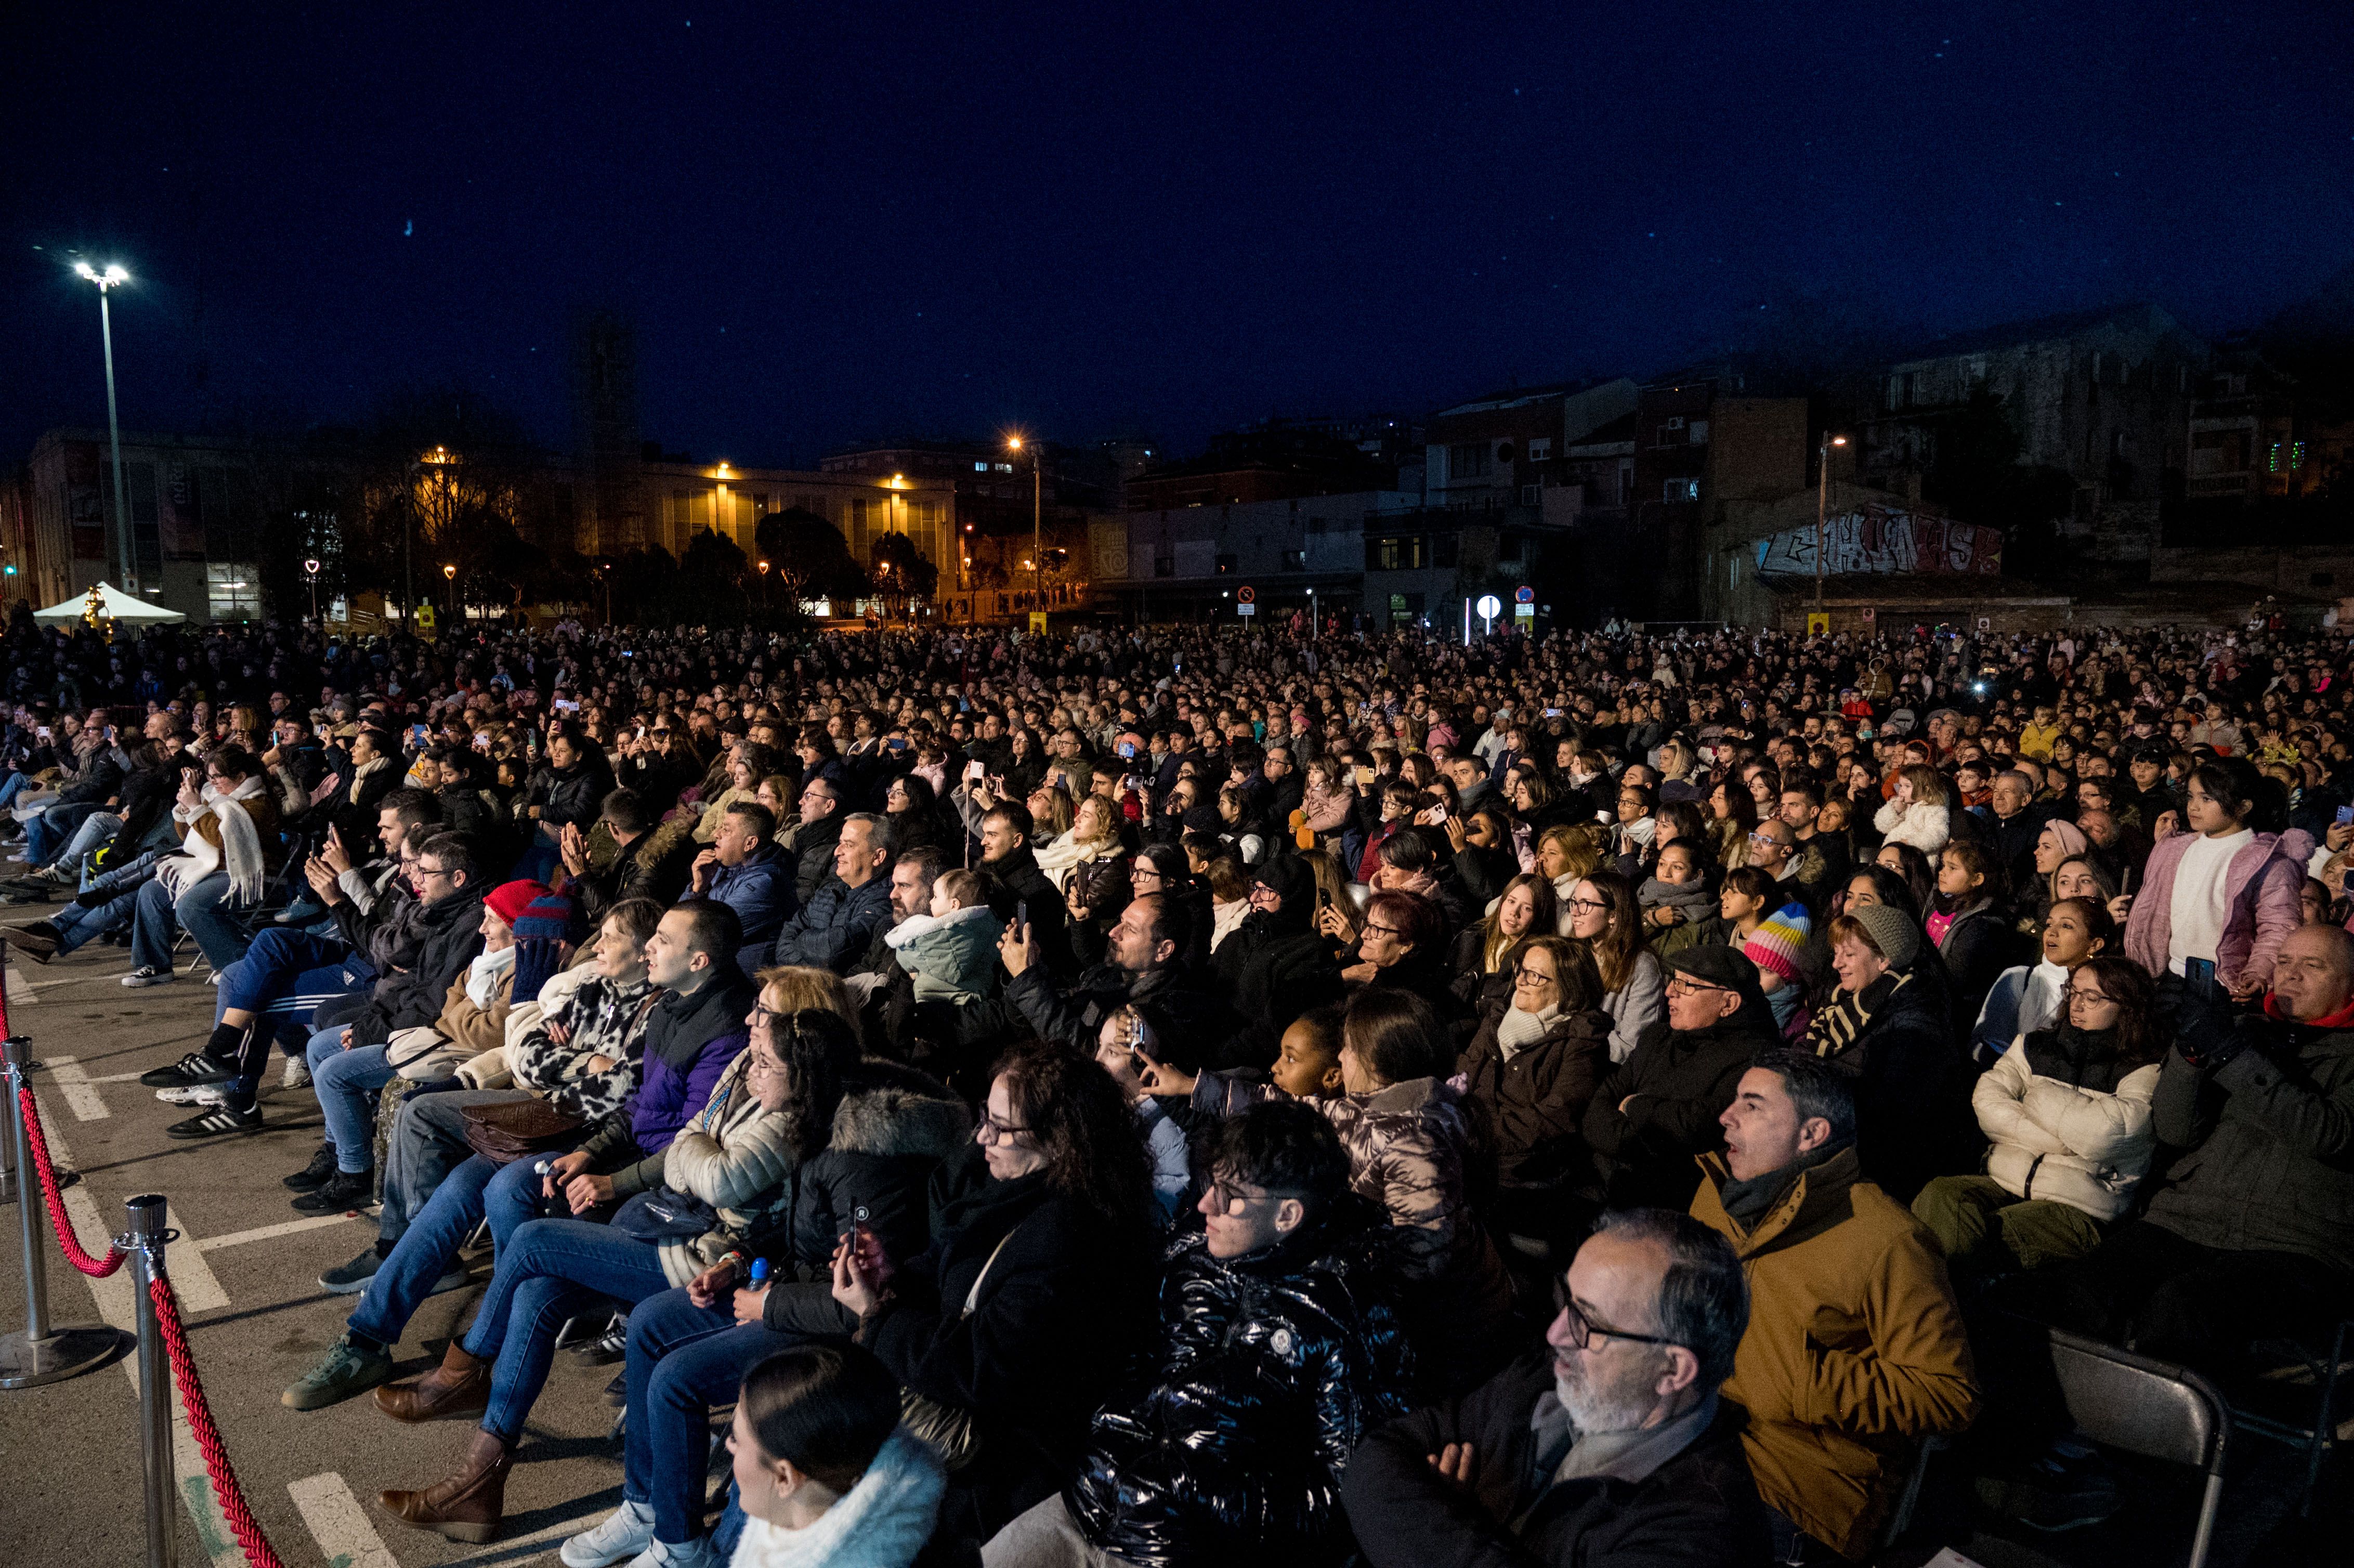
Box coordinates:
[1912,954,2164,1285]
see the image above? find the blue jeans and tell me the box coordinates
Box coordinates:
[0,771,30,811]
[23,802,100,867]
[350,1153,546,1348]
[307,1027,395,1172]
[459,1219,675,1444]
[216,929,370,1088]
[51,811,122,879]
[49,887,142,955]
[130,869,247,972]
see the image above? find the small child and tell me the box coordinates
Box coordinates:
[883,869,1004,1002]
[1743,905,1814,1042]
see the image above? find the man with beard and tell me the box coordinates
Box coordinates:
[1345,1208,1767,1567]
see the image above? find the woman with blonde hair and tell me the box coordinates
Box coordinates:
[1036,792,1125,893]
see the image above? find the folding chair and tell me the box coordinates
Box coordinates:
[2234,1316,2351,1517]
[2044,1325,2231,1568]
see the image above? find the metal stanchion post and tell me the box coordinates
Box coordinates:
[0,1037,122,1388]
[126,1193,178,1568]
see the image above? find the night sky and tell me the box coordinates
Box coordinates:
[6,2,2351,467]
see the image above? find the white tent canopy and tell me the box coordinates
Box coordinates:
[32,582,188,626]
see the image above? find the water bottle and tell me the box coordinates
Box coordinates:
[748,1257,769,1290]
[533,1158,558,1217]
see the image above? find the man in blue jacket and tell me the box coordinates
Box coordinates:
[769,812,893,974]
[690,800,792,978]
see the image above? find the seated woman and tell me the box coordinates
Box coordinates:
[1445,871,1557,1017]
[1914,955,2163,1287]
[1564,869,1664,1064]
[1457,935,1612,1193]
[370,961,803,1544]
[121,744,282,986]
[727,1345,945,1568]
[1969,897,2116,1064]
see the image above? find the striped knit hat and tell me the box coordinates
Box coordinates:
[509,885,583,1005]
[1743,904,1813,986]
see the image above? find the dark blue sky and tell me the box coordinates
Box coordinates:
[6,1,2351,466]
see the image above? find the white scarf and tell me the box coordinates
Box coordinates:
[1497,1001,1559,1060]
[466,943,517,1009]
[729,1427,944,1568]
[1035,826,1116,890]
[203,776,270,903]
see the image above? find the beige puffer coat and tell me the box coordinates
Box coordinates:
[1974,1030,2161,1222]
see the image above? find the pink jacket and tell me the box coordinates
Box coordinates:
[2123,826,2311,990]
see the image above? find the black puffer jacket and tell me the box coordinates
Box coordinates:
[1812,964,1979,1203]
[790,809,845,906]
[348,890,485,1049]
[777,1061,972,1284]
[1066,1194,1415,1568]
[528,753,613,831]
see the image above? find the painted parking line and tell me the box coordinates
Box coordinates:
[195,1213,357,1252]
[288,1472,400,1568]
[36,1090,243,1564]
[43,1053,111,1120]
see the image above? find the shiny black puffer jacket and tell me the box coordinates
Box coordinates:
[1063,1195,1414,1568]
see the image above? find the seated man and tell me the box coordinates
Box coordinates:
[2025,923,2354,1370]
[1693,1052,1978,1564]
[999,892,1219,1054]
[561,786,697,919]
[1345,1208,1768,1568]
[280,896,670,1406]
[768,812,894,974]
[988,1101,1414,1568]
[119,744,282,987]
[689,798,791,978]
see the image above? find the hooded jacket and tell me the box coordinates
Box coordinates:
[728,1427,944,1568]
[1974,1027,2161,1222]
[1691,1146,1978,1560]
[706,844,794,978]
[780,1061,973,1284]
[2123,825,2312,994]
[575,970,756,1195]
[1064,1195,1416,1568]
[886,904,1005,1002]
[1871,798,1951,856]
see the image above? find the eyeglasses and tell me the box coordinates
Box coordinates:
[413,862,453,882]
[2065,987,2114,1010]
[1567,896,1610,913]
[1748,831,1791,851]
[1664,975,1732,999]
[1513,964,1559,985]
[1363,921,1406,939]
[977,1109,1032,1146]
[1205,1178,1297,1217]
[1552,1277,1683,1351]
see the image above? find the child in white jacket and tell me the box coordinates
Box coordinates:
[1911,955,2162,1284]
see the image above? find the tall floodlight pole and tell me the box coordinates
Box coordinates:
[1009,434,1042,623]
[74,263,134,592]
[1814,433,1849,610]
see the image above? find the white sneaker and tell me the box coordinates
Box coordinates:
[156,1083,232,1107]
[561,1500,656,1568]
[624,1538,720,1568]
[281,1056,312,1090]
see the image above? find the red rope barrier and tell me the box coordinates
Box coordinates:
[16,1082,126,1277]
[149,1273,289,1568]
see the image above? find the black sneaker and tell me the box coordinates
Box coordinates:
[284,1145,340,1191]
[141,1051,240,1090]
[167,1103,264,1140]
[568,1319,630,1366]
[289,1169,373,1214]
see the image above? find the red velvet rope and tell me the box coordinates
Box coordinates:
[15,1082,126,1277]
[149,1274,289,1568]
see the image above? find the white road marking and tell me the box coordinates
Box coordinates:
[7,962,43,1000]
[288,1472,400,1568]
[195,1212,357,1252]
[158,1202,231,1313]
[36,1092,244,1564]
[42,1053,110,1120]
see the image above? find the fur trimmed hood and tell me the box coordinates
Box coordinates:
[829,1061,972,1160]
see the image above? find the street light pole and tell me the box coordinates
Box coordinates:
[1009,435,1042,624]
[1814,433,1848,610]
[304,558,321,621]
[74,263,134,592]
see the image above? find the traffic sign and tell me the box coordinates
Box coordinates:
[1236,585,1256,604]
[1805,612,1829,635]
[1475,594,1502,620]
[1514,585,1535,605]
[1237,602,1256,616]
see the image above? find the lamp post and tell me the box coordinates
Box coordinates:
[72,262,134,592]
[304,558,322,621]
[442,562,456,621]
[1009,435,1041,624]
[1814,434,1849,609]
[756,559,770,614]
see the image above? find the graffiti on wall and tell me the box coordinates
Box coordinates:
[1755,504,2003,578]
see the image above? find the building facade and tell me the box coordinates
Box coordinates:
[15,428,268,622]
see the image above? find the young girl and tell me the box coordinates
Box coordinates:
[1742,907,1814,1042]
[1931,841,2013,1026]
[727,1345,944,1568]
[1715,865,1779,949]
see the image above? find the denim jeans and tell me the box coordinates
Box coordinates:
[215,929,371,1092]
[48,887,142,955]
[22,801,100,867]
[459,1218,675,1444]
[0,770,30,811]
[622,1283,858,1544]
[130,869,247,973]
[379,1090,540,1244]
[349,1151,549,1348]
[53,811,122,879]
[306,1027,395,1172]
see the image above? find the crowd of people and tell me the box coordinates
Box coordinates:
[1,597,2350,1568]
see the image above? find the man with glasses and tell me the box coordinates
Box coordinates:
[1693,1052,1976,1564]
[1001,891,1215,1055]
[995,1103,1414,1568]
[1346,1208,1766,1568]
[1584,945,1782,1212]
[786,775,846,905]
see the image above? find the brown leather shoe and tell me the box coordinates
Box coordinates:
[372,1341,490,1423]
[375,1428,512,1543]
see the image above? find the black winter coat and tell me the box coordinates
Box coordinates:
[1583,1009,1781,1210]
[984,846,1073,976]
[1817,966,1979,1204]
[776,1062,972,1283]
[529,755,613,831]
[1344,1349,1770,1568]
[1066,1196,1416,1568]
[790,811,845,907]
[864,1172,1153,1546]
[349,890,485,1049]
[1459,1003,1614,1185]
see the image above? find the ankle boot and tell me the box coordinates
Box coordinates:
[373,1340,491,1423]
[376,1428,512,1542]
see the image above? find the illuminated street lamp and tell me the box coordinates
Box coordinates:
[72,261,135,591]
[1009,434,1042,623]
[442,562,457,620]
[304,557,322,620]
[1814,434,1849,610]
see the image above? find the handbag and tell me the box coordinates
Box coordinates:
[874,1221,1022,1473]
[612,1185,721,1242]
[460,1097,587,1166]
